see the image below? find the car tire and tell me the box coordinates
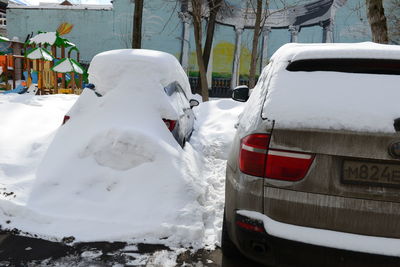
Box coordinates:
[221,210,241,258]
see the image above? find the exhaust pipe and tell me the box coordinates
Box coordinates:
[251,242,266,253]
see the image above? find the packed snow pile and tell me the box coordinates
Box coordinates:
[189,99,245,247]
[0,93,78,203]
[0,92,244,265]
[261,42,400,133]
[1,49,210,245]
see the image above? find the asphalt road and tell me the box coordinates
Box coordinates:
[1,231,399,267]
[0,231,264,266]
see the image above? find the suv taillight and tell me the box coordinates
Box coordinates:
[163,119,177,131]
[239,134,314,181]
[62,115,70,125]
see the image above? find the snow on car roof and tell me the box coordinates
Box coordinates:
[88,49,192,98]
[271,42,400,63]
[259,42,400,133]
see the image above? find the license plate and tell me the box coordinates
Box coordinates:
[342,160,400,187]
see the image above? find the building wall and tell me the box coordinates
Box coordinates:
[7,0,372,75]
[7,0,134,63]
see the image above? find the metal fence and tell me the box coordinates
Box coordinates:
[189,77,250,98]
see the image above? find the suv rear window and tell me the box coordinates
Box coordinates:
[286,58,400,75]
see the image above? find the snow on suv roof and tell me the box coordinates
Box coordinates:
[257,42,400,133]
[272,42,400,63]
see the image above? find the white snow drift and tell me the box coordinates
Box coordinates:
[0,49,246,254]
[15,49,208,244]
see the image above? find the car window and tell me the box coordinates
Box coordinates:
[238,62,273,131]
[286,58,400,75]
[164,82,177,96]
[164,82,190,115]
[175,83,190,109]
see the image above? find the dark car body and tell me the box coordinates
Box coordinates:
[163,81,197,146]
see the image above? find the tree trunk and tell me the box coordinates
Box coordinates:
[203,0,222,70]
[191,0,209,102]
[366,0,389,44]
[249,0,263,89]
[132,0,144,49]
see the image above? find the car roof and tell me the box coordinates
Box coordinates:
[271,42,400,64]
[88,49,192,98]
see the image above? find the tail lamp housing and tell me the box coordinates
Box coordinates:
[62,115,70,125]
[163,119,177,131]
[239,133,314,181]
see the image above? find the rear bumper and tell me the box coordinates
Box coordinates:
[264,186,400,238]
[237,210,400,257]
[234,210,400,266]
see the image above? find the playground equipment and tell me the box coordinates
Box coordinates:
[1,23,86,95]
[24,26,86,95]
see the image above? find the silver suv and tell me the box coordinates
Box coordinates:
[222,43,400,265]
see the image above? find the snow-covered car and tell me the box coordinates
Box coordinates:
[21,49,204,242]
[63,50,199,147]
[222,43,400,265]
[162,81,198,146]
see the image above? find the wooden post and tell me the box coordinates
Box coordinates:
[26,58,31,86]
[39,59,44,94]
[79,74,83,89]
[52,45,57,92]
[61,46,66,88]
[71,71,76,91]
[11,55,16,89]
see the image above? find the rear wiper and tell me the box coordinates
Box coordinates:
[85,83,102,97]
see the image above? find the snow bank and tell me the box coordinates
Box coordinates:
[0,94,77,204]
[189,99,245,247]
[262,43,400,133]
[4,50,207,245]
[0,91,245,265]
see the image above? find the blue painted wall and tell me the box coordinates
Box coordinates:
[7,0,372,74]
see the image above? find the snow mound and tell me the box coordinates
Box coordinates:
[0,49,206,246]
[89,49,192,98]
[80,129,157,170]
[189,99,245,247]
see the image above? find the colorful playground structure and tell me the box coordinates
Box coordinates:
[1,23,86,95]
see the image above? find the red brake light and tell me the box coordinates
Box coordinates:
[62,115,70,125]
[265,149,314,181]
[239,134,314,181]
[239,134,270,177]
[236,221,265,233]
[163,119,177,131]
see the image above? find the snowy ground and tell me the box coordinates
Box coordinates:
[0,93,244,266]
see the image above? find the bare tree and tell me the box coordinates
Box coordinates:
[203,0,223,74]
[366,0,388,43]
[132,0,144,48]
[249,0,263,89]
[190,0,209,101]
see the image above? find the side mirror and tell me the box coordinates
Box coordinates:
[232,85,249,102]
[85,83,102,97]
[189,99,200,108]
